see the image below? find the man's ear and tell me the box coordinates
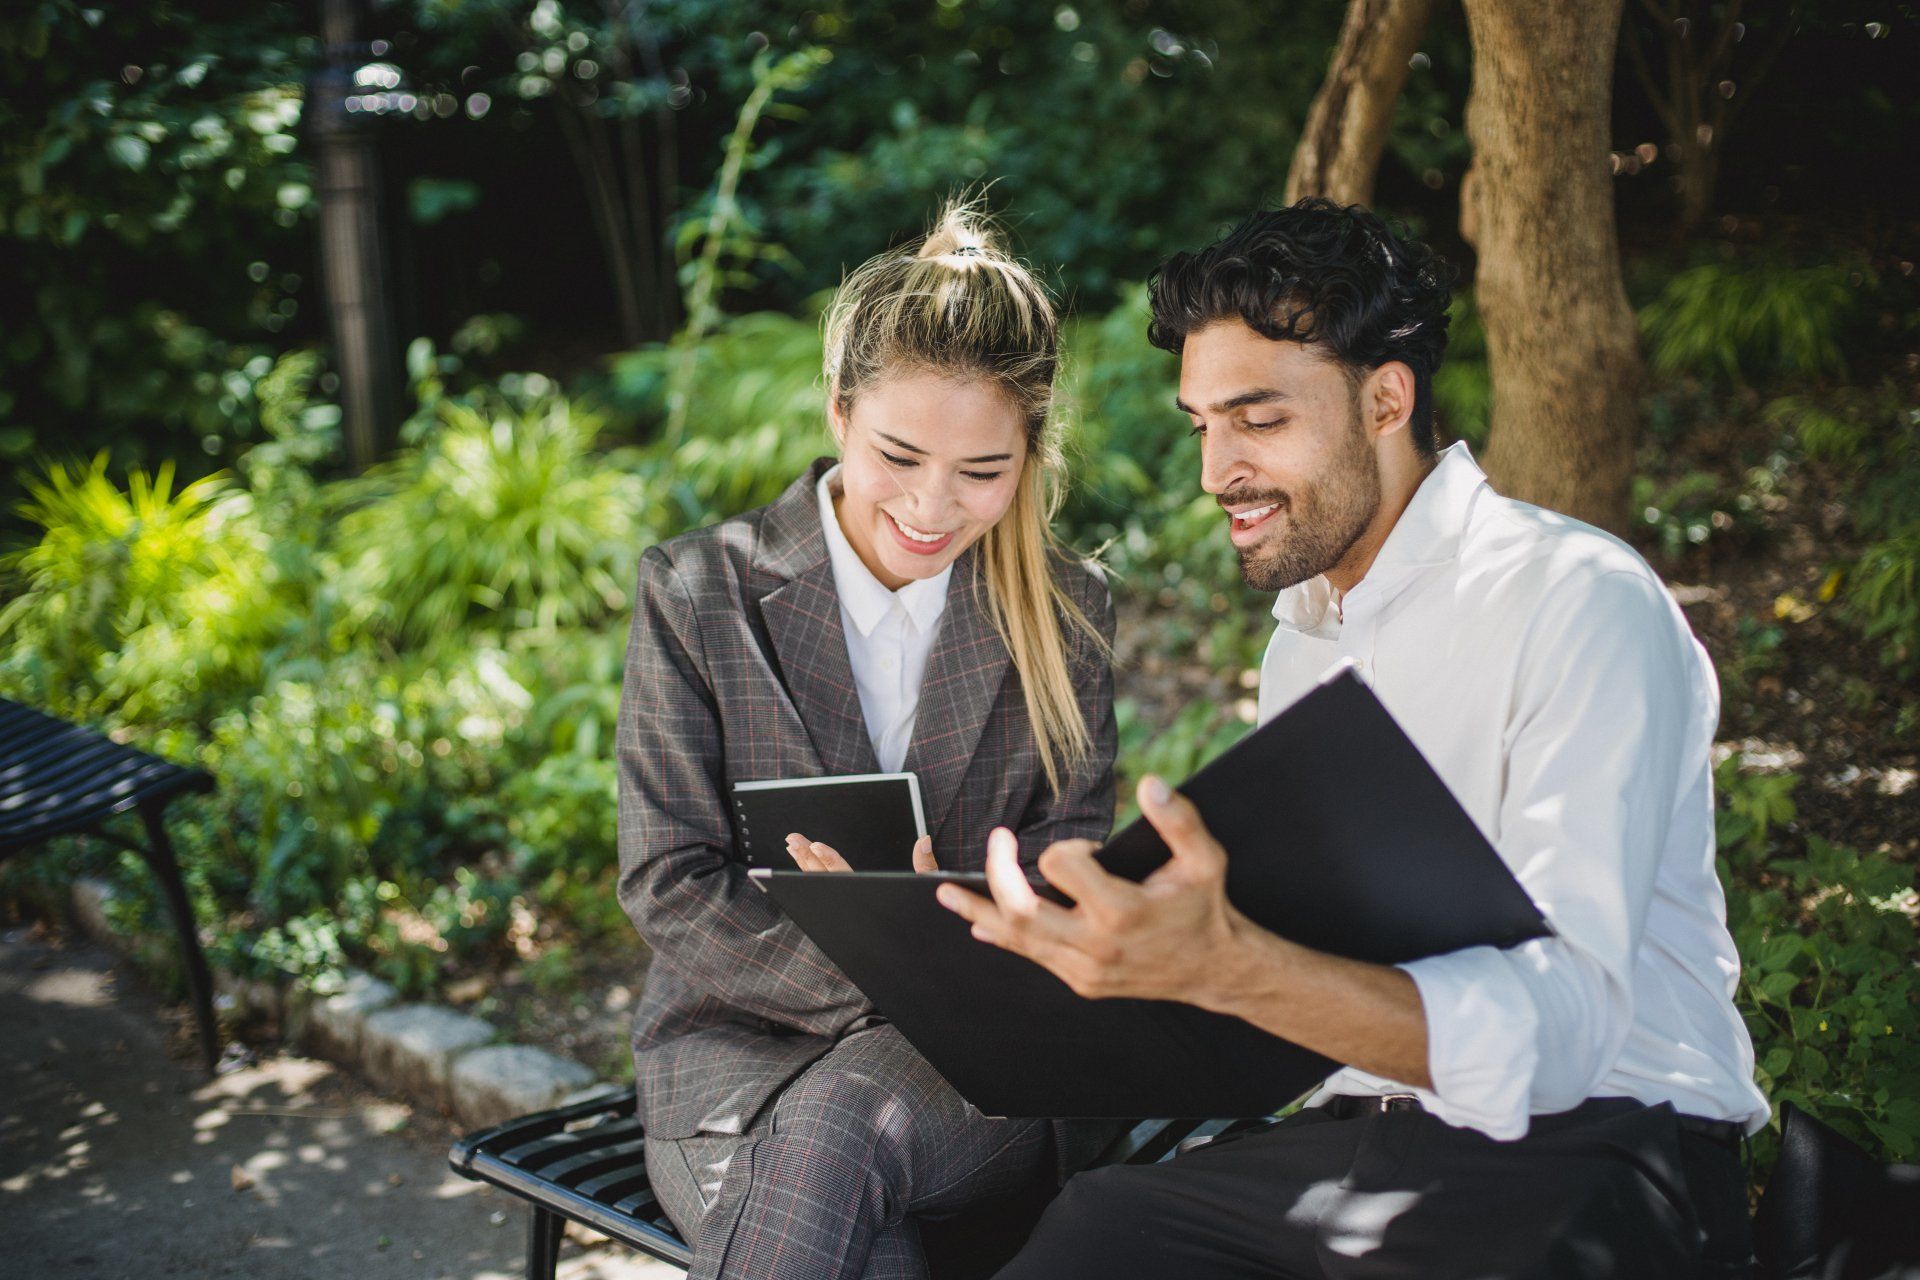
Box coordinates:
[1365,361,1417,440]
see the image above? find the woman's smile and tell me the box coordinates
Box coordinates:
[883,509,960,555]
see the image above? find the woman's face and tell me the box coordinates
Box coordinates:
[831,370,1029,591]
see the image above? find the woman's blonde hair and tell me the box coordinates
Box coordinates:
[822,199,1103,796]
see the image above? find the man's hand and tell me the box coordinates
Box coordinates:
[785,832,938,873]
[933,776,1253,1011]
[937,775,1434,1087]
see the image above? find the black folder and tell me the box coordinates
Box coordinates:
[752,665,1550,1119]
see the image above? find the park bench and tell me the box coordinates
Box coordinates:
[0,697,219,1069]
[453,1087,1919,1279]
[451,1091,1253,1279]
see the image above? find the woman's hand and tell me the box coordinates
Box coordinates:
[785,832,938,873]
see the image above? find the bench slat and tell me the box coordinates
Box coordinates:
[0,756,178,822]
[576,1169,657,1204]
[501,1117,645,1172]
[0,700,211,854]
[450,1092,1257,1276]
[539,1137,649,1187]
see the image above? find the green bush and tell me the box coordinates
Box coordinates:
[1717,757,1920,1162]
[333,390,645,642]
[1848,525,1920,677]
[1763,383,1920,676]
[0,452,297,724]
[603,308,834,528]
[1640,259,1865,386]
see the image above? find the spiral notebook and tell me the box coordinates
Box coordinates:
[731,772,928,872]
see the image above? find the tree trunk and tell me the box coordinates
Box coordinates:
[1460,0,1642,535]
[1286,0,1437,205]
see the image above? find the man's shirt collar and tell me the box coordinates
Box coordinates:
[1270,441,1487,632]
[817,465,952,637]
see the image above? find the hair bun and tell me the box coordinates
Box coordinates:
[915,199,1000,262]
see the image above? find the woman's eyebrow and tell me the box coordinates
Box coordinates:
[876,430,1012,464]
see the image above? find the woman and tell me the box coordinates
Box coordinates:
[615,203,1118,1280]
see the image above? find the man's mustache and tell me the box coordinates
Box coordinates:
[1217,489,1290,513]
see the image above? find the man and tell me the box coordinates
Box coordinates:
[938,199,1769,1278]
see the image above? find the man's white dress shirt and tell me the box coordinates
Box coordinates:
[1258,443,1770,1140]
[818,466,950,773]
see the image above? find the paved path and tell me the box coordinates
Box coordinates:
[0,922,679,1280]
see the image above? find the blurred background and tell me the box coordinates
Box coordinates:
[1,0,1916,1183]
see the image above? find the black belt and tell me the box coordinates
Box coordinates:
[1321,1094,1747,1153]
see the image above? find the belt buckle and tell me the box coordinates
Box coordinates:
[1378,1093,1421,1113]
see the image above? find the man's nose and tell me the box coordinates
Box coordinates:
[1199,429,1253,496]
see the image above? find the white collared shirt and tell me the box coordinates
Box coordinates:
[1258,443,1769,1140]
[818,466,951,772]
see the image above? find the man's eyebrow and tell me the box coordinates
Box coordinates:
[1173,388,1294,415]
[876,430,1013,464]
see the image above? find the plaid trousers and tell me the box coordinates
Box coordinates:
[646,1023,1050,1280]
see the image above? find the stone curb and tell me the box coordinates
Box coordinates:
[67,877,608,1132]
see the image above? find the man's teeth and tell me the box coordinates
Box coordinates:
[892,514,947,543]
[1232,504,1279,526]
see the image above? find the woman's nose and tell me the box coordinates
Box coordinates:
[908,472,960,519]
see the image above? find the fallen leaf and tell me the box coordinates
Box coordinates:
[230,1165,255,1192]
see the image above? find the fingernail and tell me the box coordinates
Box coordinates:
[1144,776,1171,807]
[934,886,956,908]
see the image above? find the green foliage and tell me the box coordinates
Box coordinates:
[1717,757,1920,1161]
[1640,259,1866,386]
[0,2,316,489]
[1630,469,1765,562]
[605,308,834,527]
[0,452,295,723]
[1765,391,1877,467]
[1718,615,1788,704]
[1765,384,1920,676]
[1431,292,1490,448]
[1119,698,1245,784]
[1847,524,1920,677]
[334,391,646,642]
[199,645,530,922]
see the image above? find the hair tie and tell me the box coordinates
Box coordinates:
[950,244,984,258]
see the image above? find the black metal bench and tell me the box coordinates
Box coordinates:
[453,1089,1920,1279]
[0,697,219,1069]
[450,1089,1250,1278]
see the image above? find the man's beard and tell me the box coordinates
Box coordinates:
[1229,406,1381,593]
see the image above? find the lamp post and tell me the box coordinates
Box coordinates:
[309,0,401,472]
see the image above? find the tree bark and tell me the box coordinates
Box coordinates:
[1285,0,1437,206]
[1460,0,1642,534]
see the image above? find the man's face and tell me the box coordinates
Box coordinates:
[1177,322,1382,592]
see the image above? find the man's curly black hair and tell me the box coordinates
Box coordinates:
[1147,198,1457,455]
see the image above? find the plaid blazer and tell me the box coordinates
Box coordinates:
[617,458,1119,1167]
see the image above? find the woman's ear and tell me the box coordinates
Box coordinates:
[826,388,848,449]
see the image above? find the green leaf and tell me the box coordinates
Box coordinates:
[1758,971,1801,1004]
[107,134,150,171]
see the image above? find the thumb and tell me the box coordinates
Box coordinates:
[912,834,938,873]
[1138,775,1226,881]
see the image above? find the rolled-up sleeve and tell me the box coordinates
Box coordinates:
[1397,568,1702,1139]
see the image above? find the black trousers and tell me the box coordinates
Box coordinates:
[995,1099,1753,1280]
